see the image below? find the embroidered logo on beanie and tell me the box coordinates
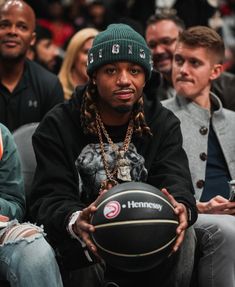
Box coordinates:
[87,24,153,79]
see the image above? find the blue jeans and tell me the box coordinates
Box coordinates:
[194,214,235,287]
[0,222,63,287]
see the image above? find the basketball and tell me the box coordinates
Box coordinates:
[90,182,179,272]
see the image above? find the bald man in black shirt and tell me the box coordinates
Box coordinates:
[0,0,63,131]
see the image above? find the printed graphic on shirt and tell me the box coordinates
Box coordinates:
[75,142,147,199]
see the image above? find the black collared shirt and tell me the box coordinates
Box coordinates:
[0,59,64,132]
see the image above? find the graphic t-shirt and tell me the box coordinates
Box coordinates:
[75,124,148,201]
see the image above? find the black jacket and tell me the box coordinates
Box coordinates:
[30,85,197,269]
[0,59,64,131]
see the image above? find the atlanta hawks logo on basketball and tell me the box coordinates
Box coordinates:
[103,201,121,219]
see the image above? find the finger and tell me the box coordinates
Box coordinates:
[228,208,235,215]
[83,233,102,260]
[174,203,185,215]
[176,219,187,235]
[75,212,96,234]
[172,229,185,253]
[175,205,188,232]
[83,232,97,253]
[219,208,235,215]
[161,188,177,207]
[0,215,9,222]
[176,214,187,234]
[98,189,108,196]
[225,202,235,209]
[80,205,97,220]
[79,223,95,235]
[213,195,228,203]
[89,247,102,260]
[210,203,231,213]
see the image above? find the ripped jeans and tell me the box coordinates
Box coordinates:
[0,220,63,287]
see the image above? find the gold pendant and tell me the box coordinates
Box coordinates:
[117,150,132,182]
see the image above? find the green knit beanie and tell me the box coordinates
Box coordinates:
[87,24,152,79]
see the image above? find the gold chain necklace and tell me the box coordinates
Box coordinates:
[96,112,134,191]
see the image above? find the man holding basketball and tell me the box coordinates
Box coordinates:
[30,24,197,287]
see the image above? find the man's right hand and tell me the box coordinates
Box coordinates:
[72,188,112,258]
[72,204,99,256]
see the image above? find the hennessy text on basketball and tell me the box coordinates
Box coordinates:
[127,201,162,211]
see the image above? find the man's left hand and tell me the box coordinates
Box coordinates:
[161,188,188,253]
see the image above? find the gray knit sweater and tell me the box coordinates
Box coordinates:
[162,93,235,200]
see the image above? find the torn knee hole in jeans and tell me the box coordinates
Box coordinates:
[1,223,44,244]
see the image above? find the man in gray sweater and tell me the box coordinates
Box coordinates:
[162,26,235,287]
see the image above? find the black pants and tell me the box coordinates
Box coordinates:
[59,228,196,287]
[104,254,177,287]
[104,228,196,287]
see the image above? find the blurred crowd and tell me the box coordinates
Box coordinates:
[22,0,235,76]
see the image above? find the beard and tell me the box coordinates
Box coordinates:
[0,49,26,62]
[113,105,133,114]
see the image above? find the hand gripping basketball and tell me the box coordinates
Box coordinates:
[90,182,179,272]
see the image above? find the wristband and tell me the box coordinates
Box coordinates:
[67,210,93,262]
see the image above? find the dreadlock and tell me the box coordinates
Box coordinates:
[80,82,152,137]
[132,96,152,137]
[80,81,97,135]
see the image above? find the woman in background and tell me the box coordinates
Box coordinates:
[59,28,99,100]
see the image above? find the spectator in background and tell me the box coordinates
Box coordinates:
[59,28,98,100]
[117,17,144,36]
[0,122,63,286]
[172,0,219,28]
[144,12,235,111]
[109,0,219,31]
[144,13,185,102]
[65,0,88,31]
[27,24,60,73]
[86,0,108,31]
[38,0,75,48]
[67,0,109,32]
[25,0,50,19]
[0,0,64,132]
[220,0,235,74]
